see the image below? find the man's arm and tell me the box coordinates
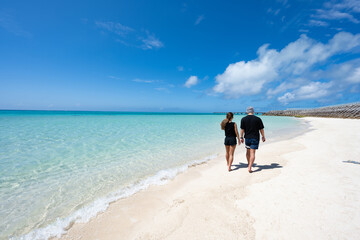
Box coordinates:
[234,123,241,145]
[240,129,244,143]
[260,129,266,142]
[240,118,245,143]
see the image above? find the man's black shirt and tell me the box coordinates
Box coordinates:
[240,115,264,140]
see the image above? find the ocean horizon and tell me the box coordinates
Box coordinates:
[0,111,306,239]
[0,109,264,115]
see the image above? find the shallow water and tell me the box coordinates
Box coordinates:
[0,111,305,239]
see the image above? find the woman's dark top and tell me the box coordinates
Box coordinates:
[225,122,236,137]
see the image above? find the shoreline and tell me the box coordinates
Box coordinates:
[56,117,360,240]
[3,115,301,240]
[52,118,312,240]
[12,117,307,240]
[16,154,220,240]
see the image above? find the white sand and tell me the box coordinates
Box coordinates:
[59,117,360,240]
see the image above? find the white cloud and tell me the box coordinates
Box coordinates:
[95,21,134,36]
[312,0,360,24]
[299,29,310,33]
[278,92,295,104]
[277,0,288,5]
[141,33,164,49]
[333,61,360,83]
[314,9,359,23]
[267,8,281,16]
[213,56,277,97]
[133,78,158,83]
[267,80,302,96]
[296,81,332,99]
[325,0,360,13]
[308,19,329,27]
[181,3,188,12]
[108,75,122,80]
[177,66,184,71]
[278,82,332,104]
[213,32,360,100]
[195,15,205,25]
[95,21,163,50]
[347,67,360,83]
[0,11,32,38]
[154,87,170,93]
[322,58,360,85]
[185,76,199,88]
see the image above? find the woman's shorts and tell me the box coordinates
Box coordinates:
[245,138,259,149]
[224,136,237,146]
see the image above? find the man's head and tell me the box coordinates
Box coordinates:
[246,106,254,115]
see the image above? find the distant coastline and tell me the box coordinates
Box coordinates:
[263,102,360,119]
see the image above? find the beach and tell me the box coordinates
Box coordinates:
[1,112,303,239]
[57,117,360,240]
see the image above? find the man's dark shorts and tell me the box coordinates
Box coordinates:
[245,138,259,150]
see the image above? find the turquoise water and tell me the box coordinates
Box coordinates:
[0,111,305,239]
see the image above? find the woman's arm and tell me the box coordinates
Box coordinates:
[234,123,241,145]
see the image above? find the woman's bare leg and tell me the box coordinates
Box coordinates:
[225,145,230,167]
[228,145,236,171]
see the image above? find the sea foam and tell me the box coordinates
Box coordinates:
[14,154,217,240]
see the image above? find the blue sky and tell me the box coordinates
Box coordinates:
[0,0,359,112]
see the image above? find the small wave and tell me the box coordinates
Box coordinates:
[13,154,217,240]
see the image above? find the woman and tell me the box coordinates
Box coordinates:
[221,112,241,171]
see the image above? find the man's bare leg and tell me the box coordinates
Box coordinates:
[246,149,250,165]
[248,149,256,173]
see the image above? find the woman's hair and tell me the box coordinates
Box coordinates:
[220,112,234,130]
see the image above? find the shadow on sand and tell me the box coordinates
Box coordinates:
[343,160,360,165]
[231,162,283,173]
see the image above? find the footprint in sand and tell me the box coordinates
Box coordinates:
[171,199,185,208]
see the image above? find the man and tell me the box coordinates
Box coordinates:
[240,106,266,173]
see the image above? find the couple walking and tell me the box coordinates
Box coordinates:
[220,106,265,173]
